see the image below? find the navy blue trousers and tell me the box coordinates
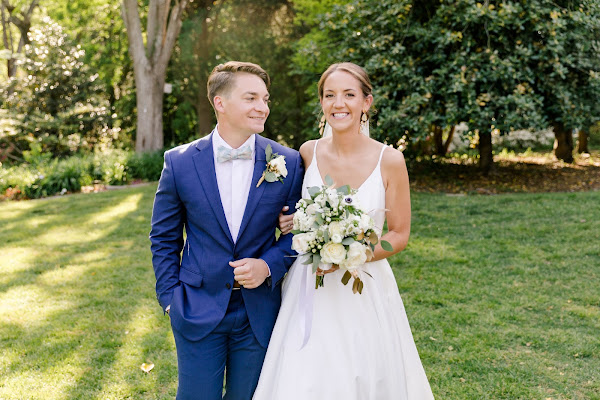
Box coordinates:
[172,290,267,400]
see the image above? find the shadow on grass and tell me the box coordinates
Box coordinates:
[0,184,177,399]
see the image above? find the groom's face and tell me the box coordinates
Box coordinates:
[216,72,270,136]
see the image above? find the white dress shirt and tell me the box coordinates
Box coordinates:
[212,127,255,243]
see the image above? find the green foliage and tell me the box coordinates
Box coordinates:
[0,18,119,161]
[293,0,600,159]
[0,149,164,199]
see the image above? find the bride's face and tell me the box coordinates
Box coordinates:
[320,70,373,135]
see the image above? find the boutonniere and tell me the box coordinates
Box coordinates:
[257,144,288,187]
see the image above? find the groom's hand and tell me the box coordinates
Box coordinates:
[230,258,270,289]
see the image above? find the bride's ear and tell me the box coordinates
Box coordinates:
[363,94,374,110]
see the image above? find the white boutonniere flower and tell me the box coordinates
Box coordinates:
[257,144,288,187]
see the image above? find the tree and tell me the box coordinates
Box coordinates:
[1,18,113,160]
[0,0,38,78]
[295,0,600,172]
[121,0,190,152]
[45,0,137,143]
[166,0,309,147]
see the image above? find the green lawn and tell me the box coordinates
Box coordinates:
[1,185,599,399]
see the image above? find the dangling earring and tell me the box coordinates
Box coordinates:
[360,111,369,136]
[319,114,326,136]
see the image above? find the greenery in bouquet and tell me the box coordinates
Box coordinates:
[291,175,392,294]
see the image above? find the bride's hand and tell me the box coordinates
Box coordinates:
[278,206,294,235]
[316,265,339,276]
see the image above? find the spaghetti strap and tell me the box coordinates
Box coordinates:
[311,140,320,169]
[376,145,387,166]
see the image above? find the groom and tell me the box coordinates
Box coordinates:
[150,61,303,399]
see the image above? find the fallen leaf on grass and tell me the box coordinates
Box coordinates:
[140,362,154,373]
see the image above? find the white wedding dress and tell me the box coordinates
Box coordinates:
[253,141,435,399]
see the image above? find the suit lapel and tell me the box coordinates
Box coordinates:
[192,132,234,244]
[236,134,268,242]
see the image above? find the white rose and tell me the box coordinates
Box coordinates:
[328,221,344,236]
[330,234,343,244]
[341,242,368,271]
[314,194,327,207]
[305,203,320,215]
[359,214,374,232]
[269,156,288,177]
[325,188,340,208]
[320,242,346,265]
[292,232,315,254]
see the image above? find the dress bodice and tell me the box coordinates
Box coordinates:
[302,140,387,234]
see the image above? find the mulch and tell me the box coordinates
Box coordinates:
[409,151,600,194]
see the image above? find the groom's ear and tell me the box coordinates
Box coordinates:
[214,96,226,114]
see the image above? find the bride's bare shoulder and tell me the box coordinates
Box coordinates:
[299,140,318,168]
[380,144,408,186]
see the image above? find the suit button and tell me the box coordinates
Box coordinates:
[226,283,231,289]
[234,253,239,259]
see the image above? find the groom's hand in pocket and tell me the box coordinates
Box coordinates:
[230,258,270,289]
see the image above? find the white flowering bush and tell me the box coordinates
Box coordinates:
[291,175,392,294]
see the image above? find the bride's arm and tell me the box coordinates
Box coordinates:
[370,148,411,262]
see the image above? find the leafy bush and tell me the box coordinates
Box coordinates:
[0,18,117,162]
[0,149,164,200]
[127,151,165,182]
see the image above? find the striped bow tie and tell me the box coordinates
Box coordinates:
[216,145,253,163]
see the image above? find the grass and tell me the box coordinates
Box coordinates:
[1,185,599,399]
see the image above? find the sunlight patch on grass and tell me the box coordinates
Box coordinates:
[96,303,173,397]
[87,193,143,225]
[37,259,100,287]
[0,246,38,273]
[35,193,143,245]
[0,284,74,328]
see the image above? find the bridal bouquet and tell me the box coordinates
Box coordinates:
[291,176,392,294]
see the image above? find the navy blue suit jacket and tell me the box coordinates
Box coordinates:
[150,132,303,347]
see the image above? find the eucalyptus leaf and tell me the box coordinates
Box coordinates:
[312,254,321,273]
[352,278,359,294]
[265,144,273,160]
[341,270,352,285]
[302,255,313,265]
[381,240,393,252]
[324,174,334,186]
[315,213,324,224]
[358,279,364,294]
[308,186,320,198]
[336,185,351,195]
[342,237,355,245]
[265,171,277,182]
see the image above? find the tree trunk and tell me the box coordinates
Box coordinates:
[195,84,214,137]
[1,0,38,78]
[478,129,493,174]
[134,68,165,152]
[577,129,589,154]
[443,125,456,154]
[122,0,189,152]
[553,122,574,162]
[432,125,444,155]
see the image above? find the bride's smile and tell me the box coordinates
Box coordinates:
[321,69,373,135]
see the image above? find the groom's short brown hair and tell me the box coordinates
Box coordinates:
[207,61,271,110]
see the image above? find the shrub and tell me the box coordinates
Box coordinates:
[1,149,164,200]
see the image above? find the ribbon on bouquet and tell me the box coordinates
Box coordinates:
[297,255,316,349]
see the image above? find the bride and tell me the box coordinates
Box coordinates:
[253,62,435,399]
